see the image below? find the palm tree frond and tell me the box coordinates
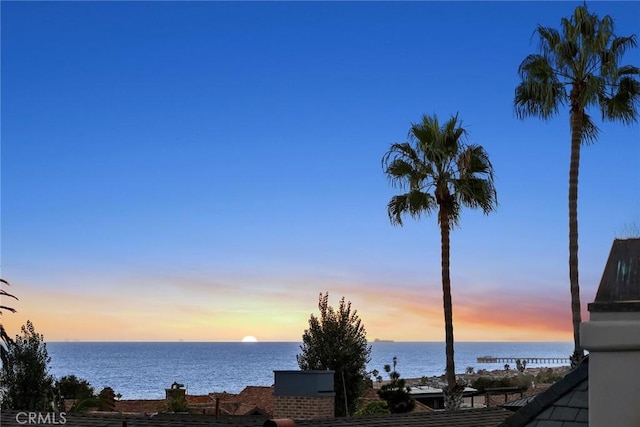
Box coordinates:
[601,76,640,124]
[0,305,17,314]
[515,55,565,120]
[580,112,600,145]
[386,191,436,226]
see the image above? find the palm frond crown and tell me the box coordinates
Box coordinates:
[382,114,497,228]
[514,4,640,136]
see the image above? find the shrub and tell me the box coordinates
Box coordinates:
[536,368,565,384]
[297,292,372,417]
[355,400,390,416]
[471,374,533,392]
[56,375,94,400]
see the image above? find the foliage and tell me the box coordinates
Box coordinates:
[514,3,640,365]
[370,369,383,384]
[56,375,95,400]
[63,386,120,413]
[0,320,55,410]
[98,387,116,411]
[516,359,527,373]
[55,375,100,412]
[377,357,415,414]
[0,278,19,369]
[0,279,18,316]
[297,292,372,417]
[471,375,534,392]
[67,395,102,413]
[382,113,497,410]
[355,400,390,416]
[535,368,565,384]
[465,366,475,375]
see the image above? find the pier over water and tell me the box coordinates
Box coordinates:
[477,356,569,364]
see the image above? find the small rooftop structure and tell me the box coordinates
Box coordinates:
[588,237,640,312]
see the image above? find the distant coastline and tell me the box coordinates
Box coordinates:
[373,338,395,343]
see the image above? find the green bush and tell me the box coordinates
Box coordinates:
[355,400,390,416]
[535,368,565,384]
[471,374,534,392]
[56,375,94,400]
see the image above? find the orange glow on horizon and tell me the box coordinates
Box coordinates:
[2,275,575,343]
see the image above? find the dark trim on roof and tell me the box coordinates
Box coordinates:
[588,301,640,312]
[497,356,588,427]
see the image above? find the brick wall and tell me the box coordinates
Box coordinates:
[272,395,334,420]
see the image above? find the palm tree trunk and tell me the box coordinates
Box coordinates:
[569,106,584,366]
[439,208,456,389]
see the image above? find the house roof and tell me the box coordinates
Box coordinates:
[297,407,510,427]
[0,411,270,427]
[114,398,167,413]
[500,394,540,412]
[0,407,510,427]
[409,385,477,396]
[497,357,588,427]
[237,386,274,415]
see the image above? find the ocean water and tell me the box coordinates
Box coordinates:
[46,341,572,400]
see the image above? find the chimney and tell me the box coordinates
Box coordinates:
[581,238,640,427]
[272,370,335,420]
[165,382,186,406]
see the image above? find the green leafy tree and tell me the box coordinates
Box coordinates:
[0,320,55,410]
[514,4,640,366]
[382,113,497,410]
[56,375,99,412]
[377,357,415,414]
[297,292,372,417]
[56,375,95,400]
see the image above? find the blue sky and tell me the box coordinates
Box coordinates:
[1,1,639,341]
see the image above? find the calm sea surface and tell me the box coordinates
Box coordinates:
[47,342,572,399]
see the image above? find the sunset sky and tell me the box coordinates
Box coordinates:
[2,1,638,342]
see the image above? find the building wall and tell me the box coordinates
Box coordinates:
[272,395,334,420]
[582,312,640,427]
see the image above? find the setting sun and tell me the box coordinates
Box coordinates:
[241,335,258,343]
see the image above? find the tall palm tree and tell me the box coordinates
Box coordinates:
[382,114,497,410]
[514,4,639,366]
[1,278,18,368]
